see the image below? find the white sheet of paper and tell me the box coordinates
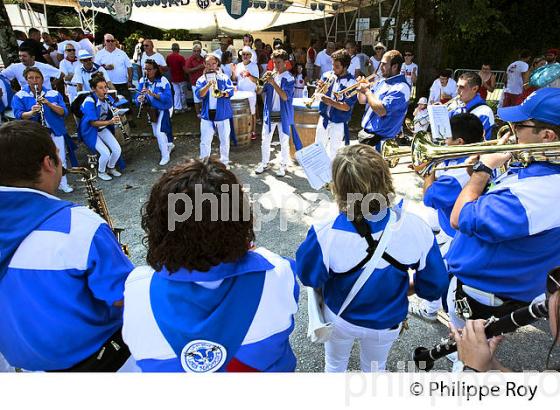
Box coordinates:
[295,143,332,190]
[428,104,452,142]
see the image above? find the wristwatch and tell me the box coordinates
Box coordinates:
[472,161,493,176]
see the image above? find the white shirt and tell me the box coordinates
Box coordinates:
[314,50,333,76]
[505,60,529,94]
[2,62,61,90]
[94,48,133,84]
[57,40,81,58]
[59,59,80,82]
[78,38,95,56]
[235,62,259,92]
[428,78,458,104]
[221,64,234,80]
[401,62,418,85]
[369,55,382,73]
[213,49,224,61]
[73,64,110,91]
[272,71,291,112]
[348,55,361,77]
[140,52,167,70]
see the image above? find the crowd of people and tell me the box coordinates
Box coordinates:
[0,26,560,374]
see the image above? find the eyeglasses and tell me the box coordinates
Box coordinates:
[66,49,76,52]
[404,54,413,57]
[512,122,544,131]
[105,39,115,43]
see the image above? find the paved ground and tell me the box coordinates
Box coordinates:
[61,108,559,372]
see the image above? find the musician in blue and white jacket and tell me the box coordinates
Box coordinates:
[0,74,13,123]
[123,158,299,372]
[11,67,75,193]
[296,145,447,372]
[358,50,410,150]
[0,121,135,372]
[79,73,124,181]
[446,88,560,329]
[195,54,234,167]
[314,49,358,159]
[255,49,302,177]
[449,72,495,140]
[410,114,484,323]
[136,59,174,166]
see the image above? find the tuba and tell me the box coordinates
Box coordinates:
[66,155,129,256]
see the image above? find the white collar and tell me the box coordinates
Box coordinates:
[0,186,60,200]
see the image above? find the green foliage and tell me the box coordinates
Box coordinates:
[123,32,144,57]
[162,29,190,41]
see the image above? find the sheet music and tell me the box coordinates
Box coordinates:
[295,143,332,190]
[428,104,452,142]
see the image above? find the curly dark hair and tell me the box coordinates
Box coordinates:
[141,158,255,273]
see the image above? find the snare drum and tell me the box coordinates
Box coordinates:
[290,97,320,157]
[230,91,253,146]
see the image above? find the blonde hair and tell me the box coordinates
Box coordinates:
[331,144,395,218]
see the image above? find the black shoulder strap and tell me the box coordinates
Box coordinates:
[330,217,417,275]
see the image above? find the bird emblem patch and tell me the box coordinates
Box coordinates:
[181,340,227,373]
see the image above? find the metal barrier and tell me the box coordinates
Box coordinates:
[453,68,506,103]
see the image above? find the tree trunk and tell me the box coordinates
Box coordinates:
[413,0,443,100]
[0,1,19,66]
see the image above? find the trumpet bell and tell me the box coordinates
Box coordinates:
[381,139,411,168]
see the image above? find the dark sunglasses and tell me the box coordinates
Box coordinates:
[105,39,115,43]
[66,49,76,52]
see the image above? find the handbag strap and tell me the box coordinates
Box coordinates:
[336,211,396,317]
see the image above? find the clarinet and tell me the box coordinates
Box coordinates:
[107,96,130,140]
[412,300,549,371]
[34,84,47,127]
[137,71,147,119]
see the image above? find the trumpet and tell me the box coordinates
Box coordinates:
[398,131,560,177]
[34,84,47,127]
[304,74,335,108]
[256,70,277,87]
[333,72,379,100]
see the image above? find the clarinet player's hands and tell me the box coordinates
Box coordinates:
[450,320,503,372]
[111,115,122,125]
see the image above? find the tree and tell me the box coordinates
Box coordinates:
[0,1,19,66]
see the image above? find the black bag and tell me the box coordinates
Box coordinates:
[70,92,92,119]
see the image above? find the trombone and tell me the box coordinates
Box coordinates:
[333,72,379,100]
[385,132,560,177]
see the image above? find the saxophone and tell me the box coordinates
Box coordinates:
[66,155,130,256]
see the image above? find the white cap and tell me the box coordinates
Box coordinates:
[242,46,253,54]
[418,97,428,105]
[78,49,94,60]
[373,42,387,50]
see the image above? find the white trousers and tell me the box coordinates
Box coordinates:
[95,128,122,173]
[200,118,230,165]
[52,134,69,187]
[323,308,401,372]
[315,119,344,160]
[151,110,170,161]
[261,121,290,166]
[172,81,187,110]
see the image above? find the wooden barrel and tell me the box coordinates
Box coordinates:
[290,97,320,157]
[231,91,253,147]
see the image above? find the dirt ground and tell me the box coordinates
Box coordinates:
[61,107,558,372]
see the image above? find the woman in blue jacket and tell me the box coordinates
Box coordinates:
[136,59,174,166]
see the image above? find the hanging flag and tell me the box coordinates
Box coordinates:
[222,0,250,19]
[106,0,133,22]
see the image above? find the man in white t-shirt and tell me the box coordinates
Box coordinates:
[314,42,335,79]
[2,48,62,90]
[59,43,80,103]
[139,39,168,77]
[73,50,115,92]
[213,38,230,62]
[345,40,364,77]
[400,51,418,86]
[56,28,81,62]
[95,34,133,108]
[369,42,387,74]
[503,50,531,107]
[233,46,260,140]
[72,28,95,56]
[428,70,457,104]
